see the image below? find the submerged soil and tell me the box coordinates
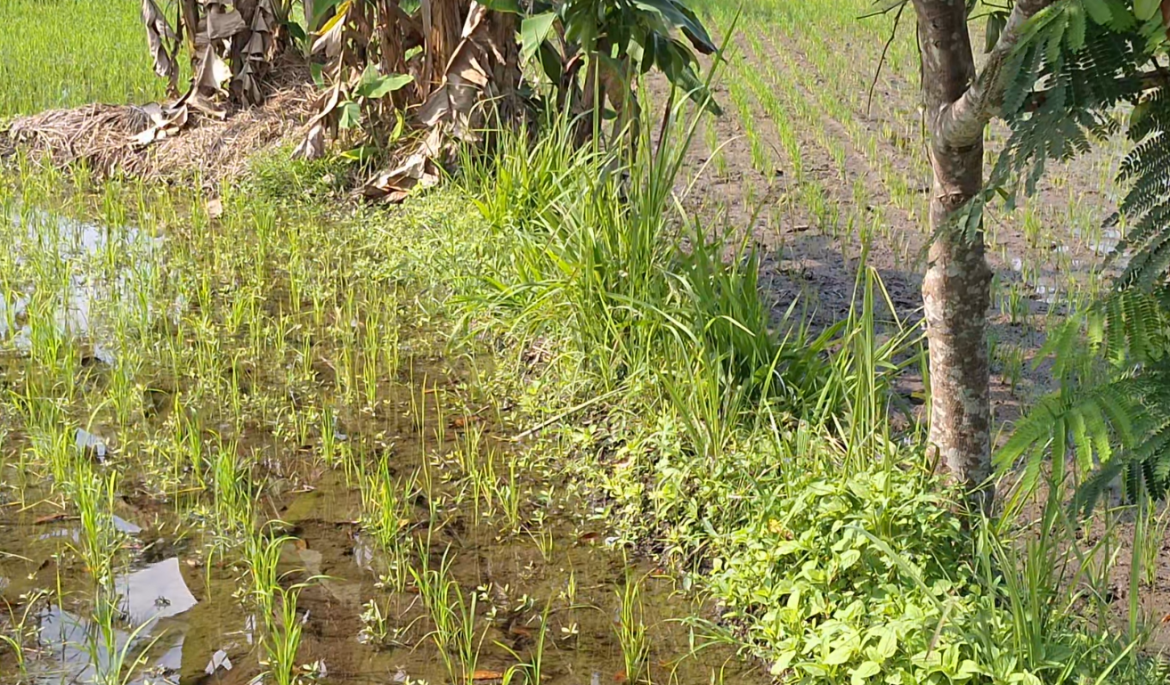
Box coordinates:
[2,434,764,685]
[0,193,768,685]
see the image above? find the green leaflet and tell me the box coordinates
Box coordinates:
[1135,0,1160,22]
[355,65,413,99]
[520,12,558,64]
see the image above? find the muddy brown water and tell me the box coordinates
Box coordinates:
[0,206,768,685]
[2,400,767,685]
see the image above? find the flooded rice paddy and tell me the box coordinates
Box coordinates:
[0,174,765,685]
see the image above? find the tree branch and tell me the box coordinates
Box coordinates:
[936,0,1056,147]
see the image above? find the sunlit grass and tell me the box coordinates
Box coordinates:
[0,0,171,119]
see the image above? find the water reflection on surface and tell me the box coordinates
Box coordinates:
[33,559,196,685]
[1,208,157,362]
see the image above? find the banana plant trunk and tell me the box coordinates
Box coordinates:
[910,0,1055,511]
[378,0,408,106]
[422,0,469,94]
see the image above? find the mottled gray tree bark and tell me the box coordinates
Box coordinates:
[910,0,1053,510]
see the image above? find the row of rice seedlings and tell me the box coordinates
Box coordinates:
[3,158,531,681]
[724,0,1110,335]
[726,47,803,183]
[751,0,1116,313]
[721,41,870,258]
[244,526,313,685]
[0,162,430,678]
[722,69,769,180]
[410,545,490,685]
[734,30,911,255]
[752,29,922,216]
[358,459,419,592]
[411,375,442,516]
[497,455,523,533]
[455,425,501,526]
[429,408,528,534]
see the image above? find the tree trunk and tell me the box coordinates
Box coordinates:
[487,9,521,124]
[922,156,993,509]
[910,0,1058,511]
[422,0,468,95]
[378,0,408,107]
[913,0,994,509]
[905,0,1056,514]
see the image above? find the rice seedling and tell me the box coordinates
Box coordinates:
[453,424,502,524]
[242,525,317,685]
[493,455,523,534]
[1136,500,1170,589]
[998,345,1026,396]
[320,406,340,467]
[362,311,382,408]
[359,461,417,591]
[262,581,313,685]
[614,571,650,685]
[68,464,164,685]
[0,589,49,680]
[495,598,554,685]
[210,438,252,540]
[411,546,490,685]
[356,594,395,650]
[527,524,555,564]
[244,528,287,620]
[73,463,123,592]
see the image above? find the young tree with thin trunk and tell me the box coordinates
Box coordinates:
[904,0,1170,510]
[909,0,1057,510]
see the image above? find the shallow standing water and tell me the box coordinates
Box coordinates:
[0,180,769,685]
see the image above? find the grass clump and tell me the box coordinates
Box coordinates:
[459,105,841,446]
